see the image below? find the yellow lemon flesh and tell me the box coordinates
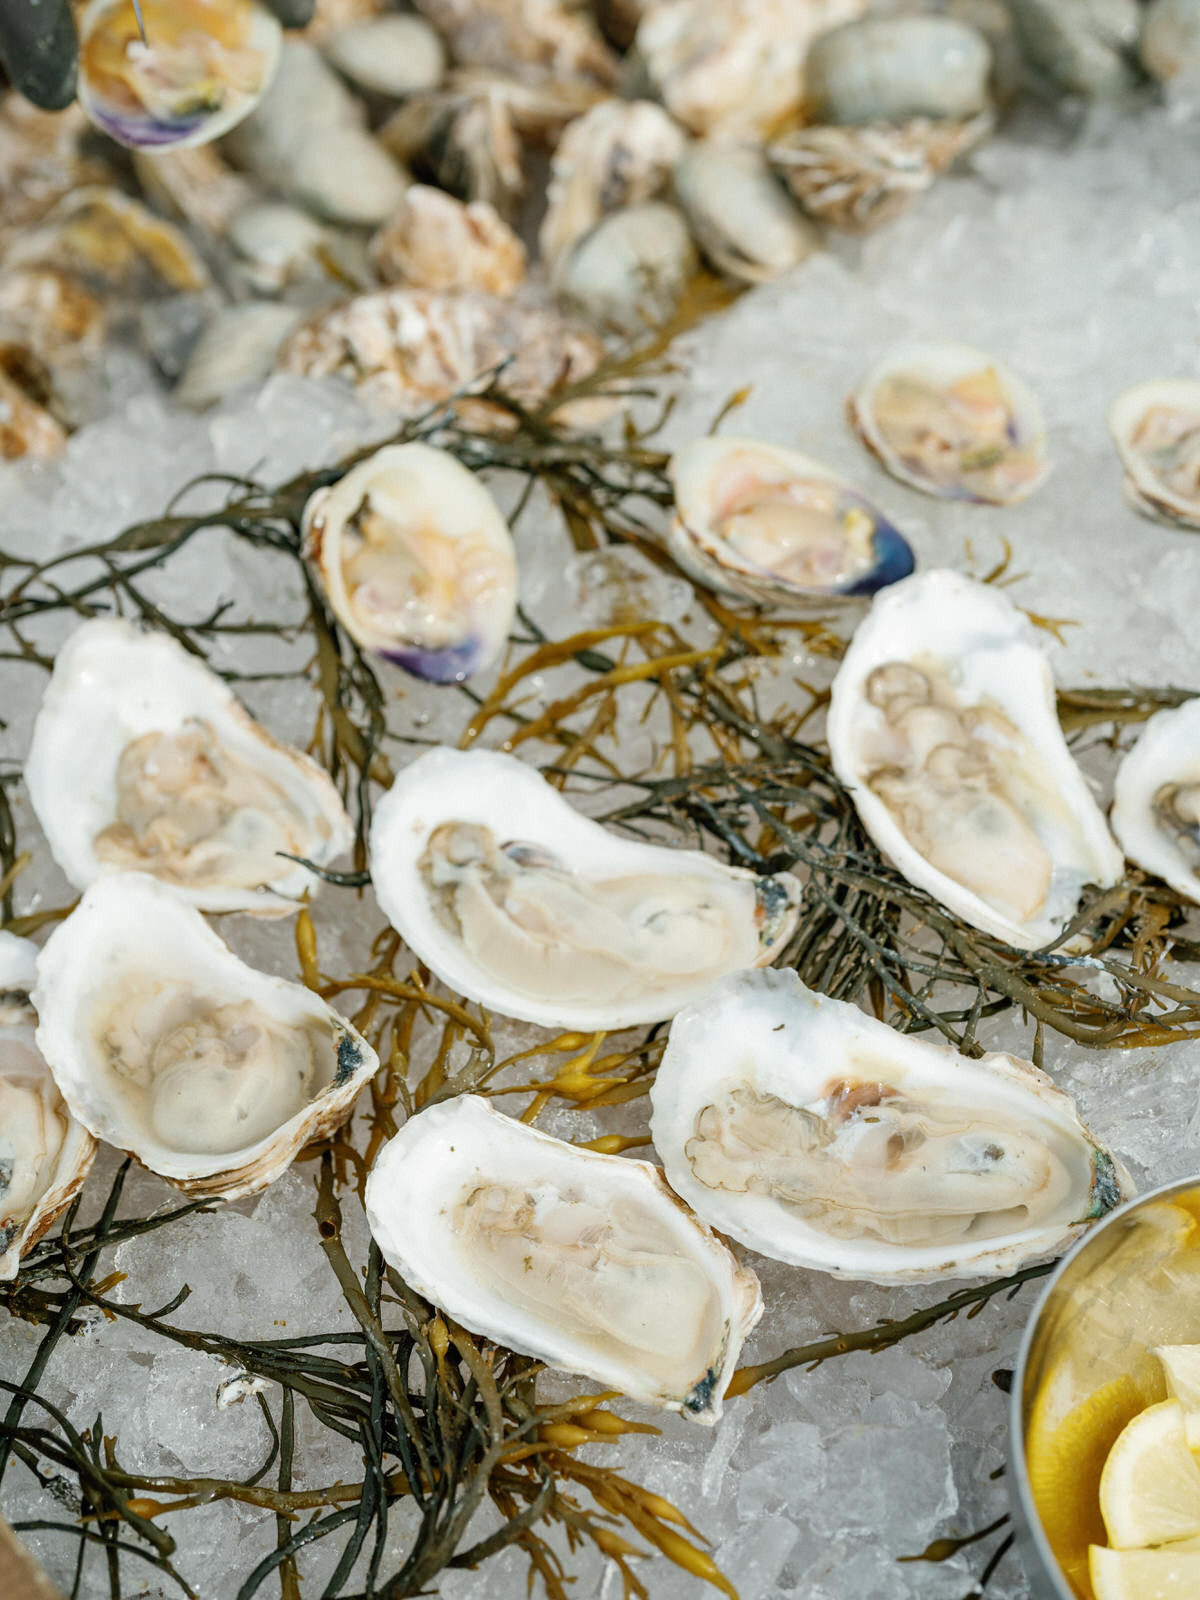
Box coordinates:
[1098,1400,1200,1550]
[1090,1538,1200,1600]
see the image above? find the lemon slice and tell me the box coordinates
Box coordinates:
[1155,1347,1200,1449]
[1099,1400,1200,1549]
[1090,1539,1200,1600]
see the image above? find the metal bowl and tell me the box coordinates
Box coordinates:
[1008,1174,1200,1599]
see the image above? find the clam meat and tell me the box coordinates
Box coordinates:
[368,747,802,1029]
[1111,698,1200,904]
[1108,378,1200,530]
[365,1094,762,1420]
[650,969,1132,1283]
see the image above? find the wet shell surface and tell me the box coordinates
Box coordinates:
[0,933,97,1280]
[827,570,1123,949]
[1108,378,1200,530]
[26,619,353,915]
[302,443,518,684]
[668,435,914,605]
[849,339,1050,504]
[77,0,282,151]
[650,969,1133,1285]
[365,1094,762,1421]
[35,875,378,1200]
[368,747,802,1029]
[1111,698,1200,904]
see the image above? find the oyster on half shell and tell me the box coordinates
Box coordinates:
[369,747,801,1029]
[1112,698,1200,905]
[26,619,352,916]
[650,969,1132,1284]
[365,1094,762,1421]
[0,932,96,1280]
[828,570,1122,949]
[35,875,378,1200]
[1108,378,1200,531]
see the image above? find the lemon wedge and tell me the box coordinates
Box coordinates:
[1155,1346,1200,1449]
[1090,1538,1200,1599]
[1099,1400,1200,1549]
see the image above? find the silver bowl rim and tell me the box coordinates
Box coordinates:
[1007,1172,1200,1599]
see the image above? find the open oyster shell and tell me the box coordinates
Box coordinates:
[849,339,1050,504]
[26,619,352,916]
[365,1094,762,1421]
[668,435,914,606]
[1111,698,1200,904]
[650,968,1132,1284]
[828,570,1123,948]
[34,875,378,1201]
[1108,378,1200,531]
[0,932,96,1280]
[368,747,802,1029]
[302,443,518,684]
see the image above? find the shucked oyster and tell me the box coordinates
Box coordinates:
[369,747,801,1029]
[302,443,518,684]
[828,571,1122,948]
[26,620,352,916]
[1108,379,1200,531]
[651,969,1132,1284]
[849,340,1050,504]
[1111,698,1200,905]
[0,933,96,1280]
[668,435,914,606]
[365,1094,762,1420]
[35,875,378,1200]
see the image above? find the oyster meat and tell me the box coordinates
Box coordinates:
[1108,378,1200,531]
[849,339,1050,504]
[0,932,96,1280]
[828,570,1123,948]
[365,1094,762,1420]
[650,969,1133,1283]
[369,747,801,1029]
[668,435,914,605]
[26,619,353,915]
[35,875,378,1200]
[1111,698,1200,904]
[302,443,518,684]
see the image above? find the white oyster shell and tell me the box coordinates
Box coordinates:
[26,619,353,916]
[365,1094,762,1420]
[35,875,378,1200]
[0,932,96,1280]
[1108,378,1200,530]
[302,442,518,684]
[368,747,802,1029]
[828,570,1123,948]
[1111,698,1200,903]
[650,968,1133,1284]
[849,339,1050,504]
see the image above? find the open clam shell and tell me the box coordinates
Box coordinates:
[650,968,1132,1285]
[0,932,97,1280]
[849,339,1051,504]
[365,1094,763,1421]
[26,619,352,916]
[1111,698,1200,903]
[368,747,802,1030]
[1108,378,1200,531]
[35,875,378,1201]
[667,435,915,606]
[78,0,282,152]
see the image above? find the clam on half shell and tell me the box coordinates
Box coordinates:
[1112,697,1200,905]
[0,932,96,1280]
[828,570,1123,949]
[650,968,1132,1285]
[34,875,378,1200]
[365,1094,762,1422]
[1108,378,1200,531]
[368,747,802,1030]
[26,618,352,916]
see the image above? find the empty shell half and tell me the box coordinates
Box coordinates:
[650,968,1132,1284]
[0,932,96,1280]
[78,0,282,151]
[26,619,353,916]
[302,443,518,684]
[668,435,915,605]
[34,874,378,1200]
[849,340,1050,504]
[368,747,802,1029]
[828,570,1123,949]
[1111,698,1200,904]
[1108,379,1200,530]
[365,1094,762,1420]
